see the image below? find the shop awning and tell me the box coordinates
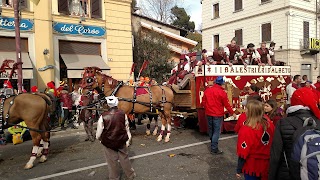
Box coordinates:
[60,54,110,78]
[0,52,34,79]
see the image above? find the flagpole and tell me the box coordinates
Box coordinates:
[13,0,23,93]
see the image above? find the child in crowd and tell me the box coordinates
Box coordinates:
[264,99,282,125]
[236,100,275,180]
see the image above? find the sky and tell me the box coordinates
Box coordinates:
[137,0,202,30]
[178,0,202,30]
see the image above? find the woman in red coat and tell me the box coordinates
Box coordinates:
[236,100,275,180]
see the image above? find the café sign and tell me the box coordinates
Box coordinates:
[195,65,291,76]
[0,17,34,31]
[53,22,106,37]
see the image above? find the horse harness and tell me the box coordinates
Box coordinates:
[110,81,170,114]
[0,92,52,134]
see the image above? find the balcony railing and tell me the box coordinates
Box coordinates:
[300,38,310,50]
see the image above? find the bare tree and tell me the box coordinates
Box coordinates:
[140,0,180,23]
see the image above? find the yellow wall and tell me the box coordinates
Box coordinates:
[0,0,133,90]
[105,0,133,80]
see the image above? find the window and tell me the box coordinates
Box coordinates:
[234,0,243,11]
[261,23,271,42]
[261,0,272,4]
[235,29,243,46]
[58,0,102,18]
[213,35,219,49]
[0,37,28,52]
[2,0,27,9]
[213,3,219,18]
[303,21,309,49]
[301,64,311,81]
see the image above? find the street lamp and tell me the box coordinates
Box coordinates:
[13,0,23,93]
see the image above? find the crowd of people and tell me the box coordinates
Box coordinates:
[202,75,320,180]
[168,38,279,89]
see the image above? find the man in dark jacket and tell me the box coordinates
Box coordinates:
[96,96,135,180]
[269,87,320,180]
[202,76,236,154]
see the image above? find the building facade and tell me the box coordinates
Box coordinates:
[132,13,198,63]
[0,0,133,91]
[202,0,320,81]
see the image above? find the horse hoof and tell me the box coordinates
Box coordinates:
[146,130,151,136]
[39,155,47,163]
[24,163,33,170]
[157,136,162,142]
[165,137,170,143]
[153,130,158,136]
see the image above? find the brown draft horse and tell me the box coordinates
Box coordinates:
[81,67,174,142]
[2,93,53,169]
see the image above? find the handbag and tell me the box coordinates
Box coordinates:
[12,133,23,145]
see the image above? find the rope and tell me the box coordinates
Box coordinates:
[6,122,64,133]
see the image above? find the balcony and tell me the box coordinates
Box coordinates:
[300,38,320,55]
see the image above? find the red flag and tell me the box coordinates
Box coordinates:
[130,63,136,76]
[139,60,149,74]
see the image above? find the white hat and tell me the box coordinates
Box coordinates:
[105,96,119,107]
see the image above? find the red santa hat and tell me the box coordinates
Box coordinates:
[4,80,13,88]
[291,87,320,119]
[31,86,38,93]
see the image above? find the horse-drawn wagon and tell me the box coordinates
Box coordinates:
[172,64,291,133]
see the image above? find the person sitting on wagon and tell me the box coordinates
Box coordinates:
[209,47,232,66]
[177,52,201,90]
[224,37,241,64]
[238,43,261,66]
[168,54,190,85]
[269,41,276,65]
[257,42,273,66]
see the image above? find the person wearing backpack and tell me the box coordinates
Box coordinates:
[269,87,320,180]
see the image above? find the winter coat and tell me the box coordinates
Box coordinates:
[202,84,234,117]
[269,108,317,180]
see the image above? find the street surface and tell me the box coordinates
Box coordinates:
[0,121,239,180]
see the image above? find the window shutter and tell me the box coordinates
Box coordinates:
[235,29,243,46]
[0,37,28,52]
[235,0,242,11]
[303,21,309,48]
[58,0,69,14]
[262,23,271,42]
[59,41,101,55]
[91,0,101,18]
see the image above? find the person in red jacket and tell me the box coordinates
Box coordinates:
[314,76,320,92]
[202,76,236,154]
[236,100,275,180]
[60,85,76,130]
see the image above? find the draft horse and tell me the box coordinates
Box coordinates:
[81,67,175,142]
[1,93,53,169]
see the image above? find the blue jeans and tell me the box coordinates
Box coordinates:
[244,173,261,180]
[207,116,223,151]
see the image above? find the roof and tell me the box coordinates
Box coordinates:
[132,13,187,33]
[140,21,198,46]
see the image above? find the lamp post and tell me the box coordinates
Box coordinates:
[13,0,23,93]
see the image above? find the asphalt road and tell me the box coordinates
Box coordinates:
[0,123,239,180]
